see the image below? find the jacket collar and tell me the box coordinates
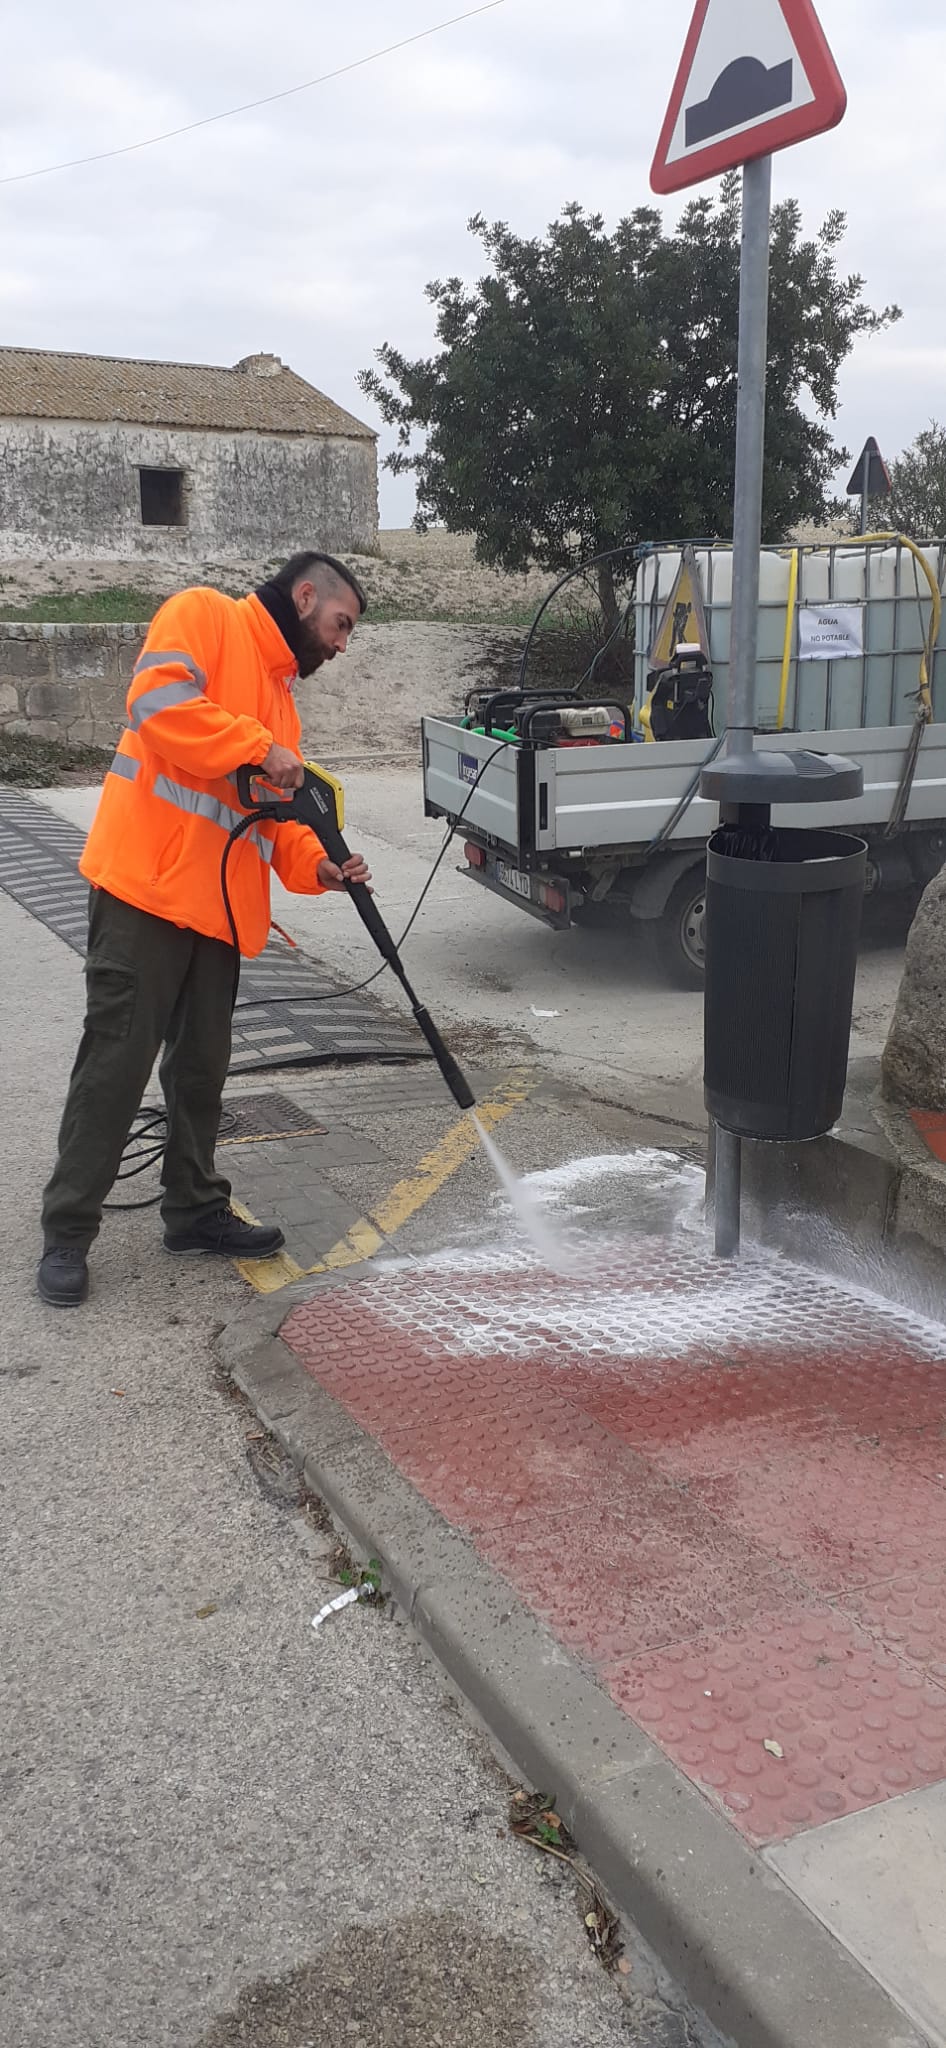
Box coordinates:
[242,593,298,683]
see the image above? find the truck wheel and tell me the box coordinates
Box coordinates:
[653,866,706,990]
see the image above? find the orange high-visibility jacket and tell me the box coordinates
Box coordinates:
[81,588,327,957]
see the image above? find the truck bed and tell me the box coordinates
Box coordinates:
[422,717,946,858]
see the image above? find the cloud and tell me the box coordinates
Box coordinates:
[3,0,944,526]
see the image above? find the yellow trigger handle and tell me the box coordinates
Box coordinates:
[304,760,345,830]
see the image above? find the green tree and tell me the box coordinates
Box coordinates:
[871,423,946,539]
[359,179,899,596]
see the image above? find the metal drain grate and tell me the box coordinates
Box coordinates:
[219,1092,327,1142]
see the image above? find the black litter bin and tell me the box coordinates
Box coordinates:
[703,823,867,1141]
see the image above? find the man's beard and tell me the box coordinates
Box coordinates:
[296,617,335,678]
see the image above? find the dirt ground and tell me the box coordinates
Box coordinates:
[0,530,554,626]
[298,619,521,760]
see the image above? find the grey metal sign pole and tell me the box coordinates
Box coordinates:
[727,154,773,759]
[714,151,773,1258]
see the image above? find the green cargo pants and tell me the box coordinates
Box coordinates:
[41,887,235,1251]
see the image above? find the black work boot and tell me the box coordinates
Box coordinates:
[38,1246,90,1307]
[163,1206,285,1259]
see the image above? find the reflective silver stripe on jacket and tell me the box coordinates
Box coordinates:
[152,775,274,862]
[133,649,206,685]
[129,650,208,731]
[108,751,139,782]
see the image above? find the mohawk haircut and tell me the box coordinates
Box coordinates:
[272,551,368,615]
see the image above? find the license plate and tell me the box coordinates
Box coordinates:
[495,860,532,901]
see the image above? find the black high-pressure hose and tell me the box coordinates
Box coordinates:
[226,765,477,1114]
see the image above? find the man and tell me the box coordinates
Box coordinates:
[38,551,371,1308]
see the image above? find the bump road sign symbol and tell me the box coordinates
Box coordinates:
[686,54,794,147]
[651,0,847,196]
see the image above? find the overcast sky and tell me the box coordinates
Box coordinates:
[3,0,942,528]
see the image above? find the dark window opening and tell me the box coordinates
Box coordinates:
[139,468,186,526]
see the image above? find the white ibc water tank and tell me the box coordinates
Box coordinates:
[634,541,946,734]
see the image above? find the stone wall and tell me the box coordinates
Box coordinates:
[0,419,378,563]
[0,623,140,747]
[0,619,518,758]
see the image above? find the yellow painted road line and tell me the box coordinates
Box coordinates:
[233,1072,533,1293]
[230,1196,305,1293]
[313,1075,532,1274]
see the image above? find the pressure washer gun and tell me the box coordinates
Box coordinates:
[235,762,476,1113]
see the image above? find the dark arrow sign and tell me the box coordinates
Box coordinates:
[686,56,794,147]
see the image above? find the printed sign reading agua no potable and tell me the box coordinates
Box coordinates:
[797,604,865,661]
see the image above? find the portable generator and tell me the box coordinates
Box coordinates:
[463,691,637,748]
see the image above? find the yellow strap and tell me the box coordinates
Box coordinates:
[776,548,800,732]
[857,532,941,718]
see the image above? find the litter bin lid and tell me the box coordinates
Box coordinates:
[700,748,863,805]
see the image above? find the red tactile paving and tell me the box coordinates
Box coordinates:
[604,1608,946,1845]
[384,1387,639,1534]
[557,1347,946,1480]
[285,1319,550,1439]
[843,1569,946,1686]
[688,1445,946,1592]
[281,1249,946,1846]
[476,1504,800,1665]
[910,1108,946,1162]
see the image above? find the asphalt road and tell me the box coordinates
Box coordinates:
[0,883,716,2048]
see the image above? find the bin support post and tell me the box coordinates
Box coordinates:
[714,1127,742,1258]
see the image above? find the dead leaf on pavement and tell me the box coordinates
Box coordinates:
[583,1889,622,1965]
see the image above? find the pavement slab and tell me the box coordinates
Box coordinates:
[770,1783,946,2048]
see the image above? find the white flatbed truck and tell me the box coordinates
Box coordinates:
[420,539,946,986]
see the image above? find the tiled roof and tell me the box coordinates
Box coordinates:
[0,347,375,439]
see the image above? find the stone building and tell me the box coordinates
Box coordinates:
[0,346,378,562]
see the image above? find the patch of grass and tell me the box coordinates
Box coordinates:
[335,1552,384,1596]
[0,731,111,786]
[0,587,157,624]
[0,587,538,630]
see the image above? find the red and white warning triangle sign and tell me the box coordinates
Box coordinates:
[651,0,847,196]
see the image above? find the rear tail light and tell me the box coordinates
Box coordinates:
[464,842,486,868]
